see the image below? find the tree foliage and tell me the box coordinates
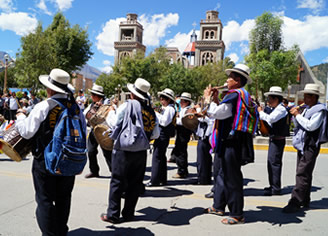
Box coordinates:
[246,12,299,100]
[14,12,93,93]
[96,48,235,101]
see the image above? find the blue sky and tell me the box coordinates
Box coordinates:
[1,0,328,73]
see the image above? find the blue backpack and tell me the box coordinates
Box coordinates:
[44,99,87,176]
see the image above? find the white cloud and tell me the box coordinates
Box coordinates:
[0,12,37,36]
[214,2,221,11]
[96,17,125,56]
[297,0,325,12]
[139,13,179,46]
[0,0,14,12]
[227,53,239,63]
[239,42,249,55]
[52,0,74,11]
[222,19,255,51]
[323,56,328,63]
[165,30,200,53]
[282,15,328,53]
[100,60,113,74]
[37,0,51,15]
[96,13,179,56]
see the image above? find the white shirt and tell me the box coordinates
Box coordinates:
[295,109,324,132]
[16,94,86,140]
[176,105,192,126]
[156,104,175,127]
[9,97,19,110]
[196,116,215,138]
[105,101,159,140]
[259,103,288,127]
[206,102,233,120]
[76,95,86,110]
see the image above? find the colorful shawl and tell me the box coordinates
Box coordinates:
[209,88,259,153]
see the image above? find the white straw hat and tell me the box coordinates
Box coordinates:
[225,64,252,84]
[158,88,175,101]
[127,78,151,100]
[264,86,284,97]
[39,68,70,94]
[89,84,105,96]
[180,92,193,102]
[300,83,322,96]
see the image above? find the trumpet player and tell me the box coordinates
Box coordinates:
[257,86,290,196]
[203,64,258,225]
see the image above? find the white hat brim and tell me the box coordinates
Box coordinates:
[264,91,284,97]
[299,90,322,96]
[88,89,104,96]
[127,83,147,100]
[158,91,175,101]
[225,68,252,84]
[180,96,193,103]
[39,75,67,94]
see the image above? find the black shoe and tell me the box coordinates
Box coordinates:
[272,190,281,196]
[263,188,272,196]
[85,173,99,178]
[100,213,122,224]
[205,192,214,198]
[282,202,300,213]
[146,182,160,187]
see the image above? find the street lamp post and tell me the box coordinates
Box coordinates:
[115,84,121,102]
[0,54,15,94]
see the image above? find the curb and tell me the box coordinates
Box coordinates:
[167,139,328,154]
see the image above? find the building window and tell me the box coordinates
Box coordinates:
[205,31,209,39]
[210,31,215,39]
[201,51,215,65]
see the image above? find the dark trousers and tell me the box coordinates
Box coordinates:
[87,130,112,174]
[175,125,191,176]
[215,140,244,217]
[291,146,320,206]
[151,133,170,185]
[32,158,75,236]
[267,138,286,191]
[9,109,17,121]
[196,138,212,184]
[213,152,226,211]
[106,149,147,220]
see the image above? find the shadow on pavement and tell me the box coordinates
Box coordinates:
[68,227,154,235]
[244,185,321,197]
[309,197,328,210]
[142,186,193,198]
[243,178,255,186]
[136,206,204,226]
[245,206,305,225]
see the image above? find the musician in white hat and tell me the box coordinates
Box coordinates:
[283,83,327,213]
[101,78,159,224]
[203,64,258,225]
[15,68,86,235]
[171,92,193,179]
[84,84,113,178]
[147,88,176,187]
[258,86,290,196]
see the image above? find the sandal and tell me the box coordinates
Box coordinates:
[221,216,245,225]
[203,207,224,216]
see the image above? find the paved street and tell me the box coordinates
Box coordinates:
[1,143,328,236]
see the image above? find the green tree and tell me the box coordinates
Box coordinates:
[14,12,93,93]
[246,12,299,99]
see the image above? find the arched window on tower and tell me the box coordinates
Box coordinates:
[205,31,209,39]
[201,51,215,65]
[210,31,215,39]
[120,51,131,61]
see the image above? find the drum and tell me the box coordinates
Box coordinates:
[93,124,114,151]
[182,108,199,131]
[86,104,112,128]
[0,123,32,162]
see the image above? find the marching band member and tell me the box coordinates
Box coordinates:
[203,64,258,225]
[101,78,159,223]
[283,83,326,213]
[84,84,113,178]
[147,88,176,187]
[172,92,193,179]
[258,86,289,196]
